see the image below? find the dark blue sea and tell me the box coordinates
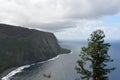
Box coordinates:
[2,40,120,80]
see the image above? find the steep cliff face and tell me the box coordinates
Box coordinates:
[0,24,70,73]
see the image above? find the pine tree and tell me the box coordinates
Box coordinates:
[75,30,115,80]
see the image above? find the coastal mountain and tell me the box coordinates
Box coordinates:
[0,24,70,73]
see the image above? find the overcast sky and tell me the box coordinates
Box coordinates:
[0,0,120,40]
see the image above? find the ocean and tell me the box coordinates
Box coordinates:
[2,40,120,80]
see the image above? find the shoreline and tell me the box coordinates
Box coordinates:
[0,55,60,80]
[0,51,72,80]
[0,67,17,80]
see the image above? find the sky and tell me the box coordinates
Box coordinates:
[0,0,120,41]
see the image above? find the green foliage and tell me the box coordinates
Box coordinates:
[75,30,115,80]
[43,72,51,79]
[0,24,69,74]
[0,36,32,73]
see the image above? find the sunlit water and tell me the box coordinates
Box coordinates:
[4,41,120,80]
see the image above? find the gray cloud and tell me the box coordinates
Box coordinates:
[0,0,120,31]
[22,21,77,32]
[63,0,120,19]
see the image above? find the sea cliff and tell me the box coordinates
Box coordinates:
[0,24,70,74]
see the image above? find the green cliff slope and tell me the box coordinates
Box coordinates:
[0,24,70,73]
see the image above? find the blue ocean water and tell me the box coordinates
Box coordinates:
[4,41,120,80]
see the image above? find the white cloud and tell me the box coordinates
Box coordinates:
[0,0,120,26]
[55,20,120,40]
[66,0,120,19]
[0,0,120,40]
